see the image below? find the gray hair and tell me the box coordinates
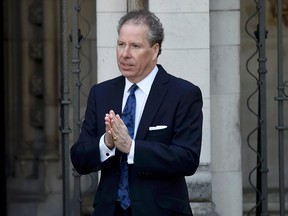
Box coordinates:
[117,9,164,56]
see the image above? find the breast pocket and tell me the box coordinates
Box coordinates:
[146,128,169,143]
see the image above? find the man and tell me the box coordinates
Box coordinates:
[70,9,203,216]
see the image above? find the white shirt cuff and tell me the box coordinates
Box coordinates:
[99,134,116,162]
[127,139,135,164]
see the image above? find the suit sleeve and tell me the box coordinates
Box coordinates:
[70,86,106,175]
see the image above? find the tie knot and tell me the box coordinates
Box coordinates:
[129,84,138,95]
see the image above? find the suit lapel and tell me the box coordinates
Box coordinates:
[136,66,170,139]
[110,77,125,115]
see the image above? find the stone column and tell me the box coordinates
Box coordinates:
[210,0,242,215]
[127,0,148,11]
[41,0,59,161]
[150,1,214,215]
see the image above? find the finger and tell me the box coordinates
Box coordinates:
[109,113,121,132]
[115,114,127,127]
[105,113,110,119]
[109,110,116,119]
[105,115,112,131]
[111,115,121,131]
[110,128,119,142]
[115,115,129,135]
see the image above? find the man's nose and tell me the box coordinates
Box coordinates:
[122,46,131,57]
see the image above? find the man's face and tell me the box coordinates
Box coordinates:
[116,23,159,83]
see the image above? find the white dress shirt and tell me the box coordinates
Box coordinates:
[99,65,158,164]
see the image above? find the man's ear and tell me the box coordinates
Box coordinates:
[152,43,160,59]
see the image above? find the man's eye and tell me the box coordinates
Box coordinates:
[118,43,125,47]
[132,44,140,49]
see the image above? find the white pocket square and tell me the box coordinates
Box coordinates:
[149,125,167,131]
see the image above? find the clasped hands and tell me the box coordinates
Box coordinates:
[104,110,132,154]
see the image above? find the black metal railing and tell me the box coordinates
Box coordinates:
[59,0,71,216]
[245,0,287,215]
[275,1,288,215]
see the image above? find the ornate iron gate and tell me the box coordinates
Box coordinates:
[245,0,287,215]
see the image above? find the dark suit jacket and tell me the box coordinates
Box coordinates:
[70,64,203,216]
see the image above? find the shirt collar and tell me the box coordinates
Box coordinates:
[124,65,158,95]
